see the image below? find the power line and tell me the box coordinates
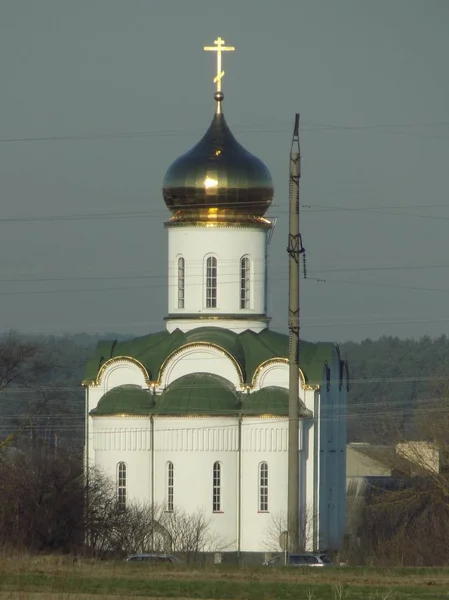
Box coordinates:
[2,272,449,301]
[3,260,449,285]
[1,120,448,144]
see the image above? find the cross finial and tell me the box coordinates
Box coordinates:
[204,37,235,111]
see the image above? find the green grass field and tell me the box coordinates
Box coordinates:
[1,554,449,599]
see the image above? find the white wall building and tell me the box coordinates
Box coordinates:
[84,41,348,558]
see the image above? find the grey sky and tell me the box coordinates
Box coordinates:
[0,0,448,343]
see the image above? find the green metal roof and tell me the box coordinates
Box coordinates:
[84,327,335,387]
[156,373,241,415]
[90,384,155,416]
[241,386,312,417]
[90,379,312,418]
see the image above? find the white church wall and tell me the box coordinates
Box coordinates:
[166,225,268,329]
[85,364,150,475]
[91,416,152,505]
[153,417,239,552]
[317,374,328,552]
[240,418,289,552]
[159,345,243,389]
[303,415,317,552]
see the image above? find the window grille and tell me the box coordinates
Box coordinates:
[167,462,174,511]
[259,462,268,512]
[206,256,217,308]
[177,257,185,309]
[240,256,251,309]
[117,462,127,510]
[213,461,221,512]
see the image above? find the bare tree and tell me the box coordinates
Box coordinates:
[0,331,37,391]
[263,507,314,553]
[161,507,223,560]
[348,385,449,566]
[0,443,83,552]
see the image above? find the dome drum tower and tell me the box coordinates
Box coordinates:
[162,48,274,334]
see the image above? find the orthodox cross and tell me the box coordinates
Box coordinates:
[204,37,235,93]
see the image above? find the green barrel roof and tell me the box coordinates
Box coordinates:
[84,327,336,387]
[90,384,155,416]
[156,373,240,416]
[241,386,312,417]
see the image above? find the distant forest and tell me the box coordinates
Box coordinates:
[2,332,449,449]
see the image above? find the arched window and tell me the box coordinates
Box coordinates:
[206,256,217,308]
[167,462,174,511]
[259,462,268,512]
[177,257,185,309]
[117,462,127,509]
[240,255,251,309]
[213,461,221,512]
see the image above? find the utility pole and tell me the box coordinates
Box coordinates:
[287,113,302,554]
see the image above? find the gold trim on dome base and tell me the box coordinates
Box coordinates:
[164,209,273,230]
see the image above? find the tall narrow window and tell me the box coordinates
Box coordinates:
[240,255,251,309]
[259,462,268,512]
[206,256,217,308]
[213,461,221,512]
[177,257,185,309]
[117,462,127,510]
[167,462,174,511]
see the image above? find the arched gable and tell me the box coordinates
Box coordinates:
[95,356,150,392]
[158,342,244,389]
[252,358,308,391]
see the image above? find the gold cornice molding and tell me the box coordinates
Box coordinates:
[90,414,152,419]
[164,217,272,231]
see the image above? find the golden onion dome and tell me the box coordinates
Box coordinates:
[162,97,273,225]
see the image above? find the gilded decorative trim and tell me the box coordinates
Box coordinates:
[251,358,318,391]
[158,341,244,386]
[91,356,151,387]
[164,218,272,231]
[90,413,152,419]
[155,415,237,420]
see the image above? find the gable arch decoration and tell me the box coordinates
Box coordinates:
[252,358,317,391]
[158,342,245,388]
[93,356,151,388]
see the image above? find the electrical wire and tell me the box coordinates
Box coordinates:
[1,120,448,144]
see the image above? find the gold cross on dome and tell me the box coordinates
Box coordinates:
[204,37,235,93]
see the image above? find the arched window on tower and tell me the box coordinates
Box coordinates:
[240,255,251,309]
[177,257,185,309]
[167,461,174,512]
[206,256,217,308]
[117,462,127,510]
[213,461,221,512]
[259,462,269,512]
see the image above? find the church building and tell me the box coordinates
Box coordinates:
[83,38,348,557]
